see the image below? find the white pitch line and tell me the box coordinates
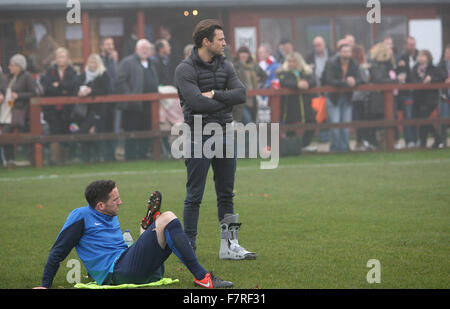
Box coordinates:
[0,158,449,183]
[273,158,450,170]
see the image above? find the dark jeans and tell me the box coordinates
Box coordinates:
[122,109,151,160]
[183,133,236,250]
[100,103,117,161]
[401,96,418,144]
[414,101,440,147]
[440,98,449,146]
[80,140,99,163]
[105,221,168,285]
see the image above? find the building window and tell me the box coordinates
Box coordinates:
[295,16,332,57]
[376,15,408,56]
[259,17,292,56]
[336,15,373,51]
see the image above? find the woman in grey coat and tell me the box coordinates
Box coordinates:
[0,54,37,166]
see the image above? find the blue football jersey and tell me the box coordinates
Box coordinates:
[41,206,127,288]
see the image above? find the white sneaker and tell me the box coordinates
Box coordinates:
[363,140,376,151]
[302,145,318,153]
[407,142,416,149]
[394,142,404,150]
[220,239,257,260]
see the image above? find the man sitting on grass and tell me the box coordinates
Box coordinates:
[33,179,232,289]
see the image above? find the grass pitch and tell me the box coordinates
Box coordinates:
[0,149,449,289]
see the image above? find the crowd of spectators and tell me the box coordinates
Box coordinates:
[0,25,186,166]
[261,34,450,154]
[0,25,449,166]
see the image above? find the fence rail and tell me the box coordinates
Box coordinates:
[1,82,449,167]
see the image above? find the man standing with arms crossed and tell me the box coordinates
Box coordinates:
[175,19,256,260]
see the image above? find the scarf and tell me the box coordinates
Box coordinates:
[85,68,100,84]
[0,76,17,124]
[417,64,427,79]
[242,62,259,90]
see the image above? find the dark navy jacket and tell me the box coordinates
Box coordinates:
[175,47,246,128]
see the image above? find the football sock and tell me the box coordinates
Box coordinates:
[164,219,207,280]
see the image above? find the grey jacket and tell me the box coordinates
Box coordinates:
[115,53,159,112]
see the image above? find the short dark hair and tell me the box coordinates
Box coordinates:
[235,45,253,63]
[85,180,116,208]
[338,43,351,51]
[101,37,114,44]
[155,39,167,53]
[192,19,223,48]
[352,44,366,65]
[279,38,293,46]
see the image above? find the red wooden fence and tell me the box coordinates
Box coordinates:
[1,82,449,167]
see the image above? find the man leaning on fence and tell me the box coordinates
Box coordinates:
[323,41,361,152]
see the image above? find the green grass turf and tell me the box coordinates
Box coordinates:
[0,149,449,289]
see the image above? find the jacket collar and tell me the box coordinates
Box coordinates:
[191,47,225,70]
[133,53,152,65]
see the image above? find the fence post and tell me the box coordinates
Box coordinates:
[383,89,395,151]
[151,100,161,160]
[81,12,90,66]
[30,98,43,167]
[269,93,281,151]
[269,93,281,124]
[137,11,145,39]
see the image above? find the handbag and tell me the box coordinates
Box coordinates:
[311,96,327,123]
[0,100,12,124]
[280,135,302,157]
[11,108,27,128]
[70,103,88,122]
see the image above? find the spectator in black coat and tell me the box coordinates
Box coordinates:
[159,24,183,70]
[305,36,334,87]
[396,36,419,148]
[277,52,317,152]
[41,47,79,165]
[99,37,120,160]
[99,37,118,92]
[351,44,372,151]
[154,39,175,86]
[368,42,406,149]
[76,54,111,163]
[275,38,295,65]
[409,49,446,148]
[323,41,361,152]
[437,44,450,147]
